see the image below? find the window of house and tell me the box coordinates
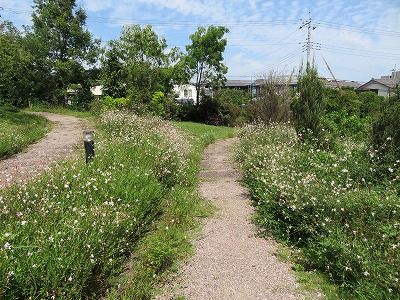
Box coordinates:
[184,89,192,98]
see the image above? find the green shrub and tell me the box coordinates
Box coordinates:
[359,91,383,119]
[102,96,130,110]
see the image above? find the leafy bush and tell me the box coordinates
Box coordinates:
[102,96,130,110]
[237,124,400,299]
[0,111,190,298]
[214,88,249,106]
[359,91,383,119]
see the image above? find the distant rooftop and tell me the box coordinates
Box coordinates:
[373,78,400,88]
[322,79,363,89]
[225,80,253,87]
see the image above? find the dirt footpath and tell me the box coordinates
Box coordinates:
[0,112,85,189]
[157,138,299,300]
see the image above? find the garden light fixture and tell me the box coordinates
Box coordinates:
[83,130,95,163]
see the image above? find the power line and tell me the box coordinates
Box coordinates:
[319,43,399,58]
[3,6,400,38]
[317,20,400,38]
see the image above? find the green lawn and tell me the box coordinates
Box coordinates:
[25,104,96,119]
[174,121,236,142]
[0,108,51,159]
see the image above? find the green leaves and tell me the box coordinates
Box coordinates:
[101,25,184,104]
[185,26,229,105]
[30,0,99,106]
[292,64,325,144]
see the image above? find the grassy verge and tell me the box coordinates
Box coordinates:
[106,121,235,299]
[25,104,96,120]
[236,123,399,299]
[0,113,234,299]
[0,107,51,159]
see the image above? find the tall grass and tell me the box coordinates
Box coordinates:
[237,123,399,299]
[0,108,50,159]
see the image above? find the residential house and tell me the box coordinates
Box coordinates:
[357,71,400,97]
[174,84,197,104]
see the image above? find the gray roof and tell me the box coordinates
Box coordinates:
[254,76,298,86]
[225,80,253,87]
[374,78,399,88]
[358,78,400,90]
[323,79,362,89]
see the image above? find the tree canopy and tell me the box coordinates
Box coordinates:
[0,22,35,107]
[185,26,229,105]
[31,0,99,106]
[101,25,187,103]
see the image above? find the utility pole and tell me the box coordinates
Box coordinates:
[300,12,316,67]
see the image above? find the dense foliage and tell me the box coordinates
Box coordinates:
[237,124,399,299]
[184,89,249,126]
[31,0,99,107]
[0,0,99,108]
[0,22,35,107]
[372,86,400,168]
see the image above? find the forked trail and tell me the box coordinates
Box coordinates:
[0,112,84,189]
[158,138,299,299]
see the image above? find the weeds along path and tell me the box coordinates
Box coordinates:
[0,112,85,189]
[158,138,299,300]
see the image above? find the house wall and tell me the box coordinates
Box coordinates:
[378,89,389,97]
[174,84,197,104]
[360,82,390,98]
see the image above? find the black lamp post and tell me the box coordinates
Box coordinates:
[83,131,95,164]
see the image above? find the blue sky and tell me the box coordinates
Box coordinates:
[1,0,400,82]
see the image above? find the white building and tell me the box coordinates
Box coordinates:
[91,85,103,97]
[174,84,197,104]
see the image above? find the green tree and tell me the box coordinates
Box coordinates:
[185,26,229,105]
[102,25,185,103]
[292,64,324,142]
[100,45,127,98]
[31,0,99,106]
[0,21,35,107]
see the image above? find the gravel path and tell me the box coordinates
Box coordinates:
[157,138,299,300]
[0,112,85,189]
